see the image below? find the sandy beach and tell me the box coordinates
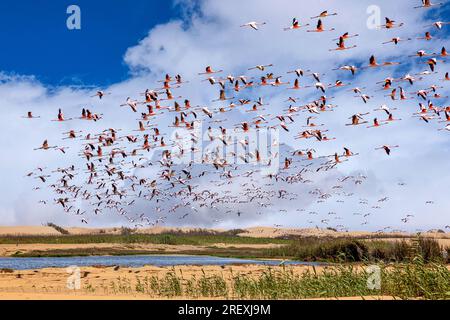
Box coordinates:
[0,265,312,300]
[0,264,392,300]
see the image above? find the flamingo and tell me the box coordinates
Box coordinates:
[443,72,450,81]
[51,108,73,122]
[367,118,387,128]
[307,19,335,32]
[23,111,40,119]
[283,18,309,31]
[271,76,289,86]
[346,113,369,126]
[248,64,273,71]
[287,68,310,77]
[426,21,450,30]
[311,10,338,19]
[409,50,432,57]
[414,0,443,9]
[382,37,412,45]
[289,78,310,90]
[436,46,448,57]
[330,36,357,51]
[240,21,266,30]
[333,65,357,75]
[333,32,359,40]
[379,17,404,29]
[417,31,434,41]
[426,58,438,72]
[379,78,394,90]
[34,140,58,151]
[375,145,400,155]
[365,55,400,68]
[120,98,139,112]
[199,66,223,75]
[438,124,450,131]
[374,104,397,114]
[91,91,110,99]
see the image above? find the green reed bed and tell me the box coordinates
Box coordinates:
[264,237,449,263]
[95,259,450,300]
[0,233,289,246]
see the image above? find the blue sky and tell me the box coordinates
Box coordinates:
[0,0,176,86]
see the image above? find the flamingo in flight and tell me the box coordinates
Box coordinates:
[23,111,40,119]
[311,10,338,19]
[375,145,400,155]
[333,65,357,75]
[34,140,58,151]
[330,36,357,51]
[414,0,443,9]
[199,66,223,75]
[364,55,400,68]
[382,37,412,45]
[379,17,404,29]
[307,19,335,32]
[240,21,267,30]
[283,18,309,31]
[426,21,450,30]
[333,32,359,41]
[248,64,273,71]
[417,32,435,41]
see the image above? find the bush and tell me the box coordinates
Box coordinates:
[46,223,69,235]
[0,268,14,273]
[120,227,135,236]
[417,238,444,263]
[265,237,447,263]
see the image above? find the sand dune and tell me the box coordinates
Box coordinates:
[0,226,61,236]
[0,225,448,239]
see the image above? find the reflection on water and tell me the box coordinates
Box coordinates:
[0,255,321,270]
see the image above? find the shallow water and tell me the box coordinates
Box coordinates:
[0,255,320,270]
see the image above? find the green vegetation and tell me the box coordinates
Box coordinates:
[11,247,278,258]
[2,230,448,264]
[95,260,450,300]
[0,232,288,246]
[264,237,449,263]
[0,268,14,273]
[46,223,69,235]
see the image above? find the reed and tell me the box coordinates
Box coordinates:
[101,260,450,300]
[265,237,449,263]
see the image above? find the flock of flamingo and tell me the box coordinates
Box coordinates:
[24,1,449,232]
